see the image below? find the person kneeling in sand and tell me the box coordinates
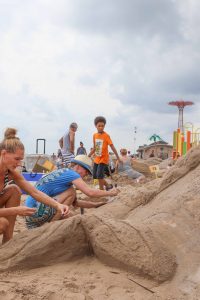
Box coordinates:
[25,155,119,229]
[0,128,69,244]
[116,148,146,183]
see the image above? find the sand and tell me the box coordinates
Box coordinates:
[0,146,200,299]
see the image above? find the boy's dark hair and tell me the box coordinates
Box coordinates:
[94,116,106,125]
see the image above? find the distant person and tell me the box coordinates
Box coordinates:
[116,148,146,183]
[149,150,155,158]
[25,155,120,229]
[88,116,121,190]
[158,152,165,159]
[51,152,56,160]
[0,128,69,244]
[21,163,27,172]
[104,153,116,177]
[76,142,87,155]
[56,149,63,169]
[89,147,95,160]
[59,122,78,167]
[57,148,62,159]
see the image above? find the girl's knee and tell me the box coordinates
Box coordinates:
[8,184,21,195]
[68,187,76,203]
[70,187,76,197]
[55,187,76,205]
[0,218,9,233]
[65,187,76,199]
[5,184,22,198]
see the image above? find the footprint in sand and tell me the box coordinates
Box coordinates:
[107,285,135,300]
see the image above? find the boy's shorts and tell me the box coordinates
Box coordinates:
[93,163,107,179]
[25,202,57,229]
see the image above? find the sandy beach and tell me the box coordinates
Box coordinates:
[1,147,200,299]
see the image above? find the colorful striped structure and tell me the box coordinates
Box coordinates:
[172,126,200,159]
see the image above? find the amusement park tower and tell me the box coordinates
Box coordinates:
[168,100,194,133]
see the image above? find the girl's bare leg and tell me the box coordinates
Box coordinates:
[0,217,9,243]
[0,185,21,243]
[98,179,108,190]
[51,187,76,221]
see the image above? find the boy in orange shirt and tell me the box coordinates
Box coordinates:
[89,116,121,190]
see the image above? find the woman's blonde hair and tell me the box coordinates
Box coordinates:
[0,128,24,153]
[120,148,127,155]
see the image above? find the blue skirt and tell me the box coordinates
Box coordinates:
[25,203,57,229]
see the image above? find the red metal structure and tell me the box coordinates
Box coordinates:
[168,100,194,133]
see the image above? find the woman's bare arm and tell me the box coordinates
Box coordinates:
[69,130,75,154]
[0,206,36,217]
[72,178,119,197]
[10,171,69,216]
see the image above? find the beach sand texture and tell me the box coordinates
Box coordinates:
[0,146,200,299]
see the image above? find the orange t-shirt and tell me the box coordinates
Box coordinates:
[93,131,113,164]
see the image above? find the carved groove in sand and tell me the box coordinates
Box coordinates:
[0,146,200,283]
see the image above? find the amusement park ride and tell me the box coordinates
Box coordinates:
[168,100,200,159]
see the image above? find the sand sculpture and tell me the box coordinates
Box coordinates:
[0,145,200,291]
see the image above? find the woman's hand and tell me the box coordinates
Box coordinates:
[15,206,37,216]
[107,188,120,197]
[56,203,70,218]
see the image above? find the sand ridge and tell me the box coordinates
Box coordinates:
[1,146,200,299]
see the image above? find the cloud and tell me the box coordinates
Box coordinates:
[0,0,199,155]
[58,0,182,41]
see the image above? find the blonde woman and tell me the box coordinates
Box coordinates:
[0,128,69,244]
[116,148,146,183]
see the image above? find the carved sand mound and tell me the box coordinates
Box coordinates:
[0,145,200,288]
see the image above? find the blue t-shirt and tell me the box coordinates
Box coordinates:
[77,147,86,155]
[25,168,80,208]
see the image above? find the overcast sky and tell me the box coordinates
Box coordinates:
[0,0,199,155]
